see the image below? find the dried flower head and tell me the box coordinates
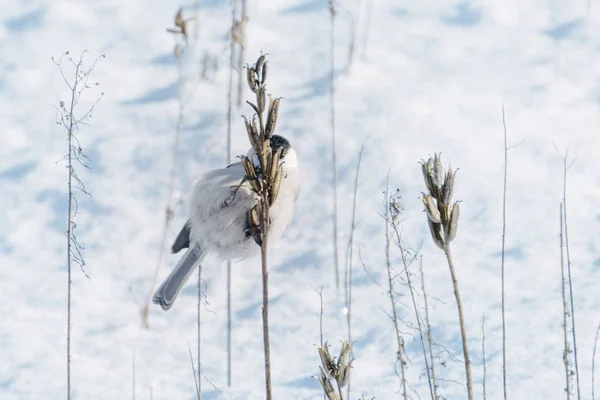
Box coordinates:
[239,54,285,246]
[420,153,460,250]
[316,339,354,399]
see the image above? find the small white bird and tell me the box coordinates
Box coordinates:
[153,135,299,310]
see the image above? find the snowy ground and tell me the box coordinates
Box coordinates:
[2,0,600,399]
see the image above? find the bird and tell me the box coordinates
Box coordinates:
[152,135,299,310]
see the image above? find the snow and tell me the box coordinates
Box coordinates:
[2,0,600,399]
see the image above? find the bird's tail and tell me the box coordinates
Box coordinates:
[152,247,207,310]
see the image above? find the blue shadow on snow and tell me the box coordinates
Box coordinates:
[442,2,482,27]
[543,19,582,40]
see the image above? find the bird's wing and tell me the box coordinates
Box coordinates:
[171,220,191,253]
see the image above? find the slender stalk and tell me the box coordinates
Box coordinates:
[226,0,238,387]
[560,203,572,400]
[329,0,340,293]
[260,203,272,400]
[562,159,581,400]
[345,146,363,399]
[318,288,325,400]
[444,245,473,400]
[197,263,202,395]
[188,343,201,400]
[593,322,600,400]
[481,316,487,400]
[383,180,408,399]
[500,104,508,400]
[396,235,434,400]
[65,58,81,400]
[236,0,247,108]
[420,258,438,400]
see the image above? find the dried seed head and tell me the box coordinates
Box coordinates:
[427,217,446,250]
[447,201,460,242]
[265,97,281,138]
[247,206,262,246]
[269,164,283,205]
[422,194,441,224]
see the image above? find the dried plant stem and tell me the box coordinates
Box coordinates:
[593,322,600,400]
[383,180,408,399]
[560,203,572,400]
[188,343,201,400]
[260,199,272,400]
[500,104,508,400]
[226,0,237,387]
[142,47,187,329]
[344,146,363,399]
[481,316,487,400]
[236,0,247,108]
[444,245,473,400]
[395,236,434,400]
[562,157,581,400]
[329,0,340,293]
[53,51,103,400]
[420,258,439,399]
[197,264,202,395]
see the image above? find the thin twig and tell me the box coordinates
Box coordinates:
[236,0,247,108]
[593,322,600,400]
[560,203,572,400]
[329,0,340,293]
[562,155,581,400]
[481,316,487,400]
[53,51,103,400]
[383,178,408,399]
[420,257,439,399]
[500,104,508,400]
[197,263,202,395]
[392,223,434,400]
[344,145,363,399]
[188,343,201,400]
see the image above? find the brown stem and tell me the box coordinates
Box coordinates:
[260,199,272,400]
[560,203,572,400]
[444,245,473,400]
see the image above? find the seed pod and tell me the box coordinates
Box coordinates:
[337,339,352,369]
[319,367,339,400]
[265,97,281,137]
[246,66,257,92]
[442,170,455,204]
[247,206,262,246]
[337,359,354,389]
[255,54,266,74]
[421,161,432,193]
[423,194,441,224]
[258,85,266,114]
[447,201,460,241]
[433,154,445,188]
[261,61,268,84]
[318,344,333,376]
[427,217,446,250]
[246,100,259,115]
[269,164,283,204]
